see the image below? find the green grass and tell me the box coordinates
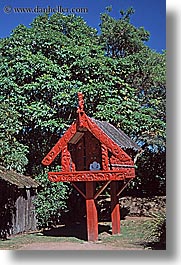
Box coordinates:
[98,218,149,249]
[0,232,83,250]
[0,217,153,250]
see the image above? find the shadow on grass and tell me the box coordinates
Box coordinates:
[43,221,112,241]
[141,241,166,250]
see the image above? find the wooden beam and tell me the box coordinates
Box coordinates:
[72,183,86,199]
[61,146,71,171]
[48,168,135,182]
[94,181,111,200]
[69,132,84,144]
[116,179,132,197]
[109,164,135,168]
[101,144,109,170]
[42,122,76,166]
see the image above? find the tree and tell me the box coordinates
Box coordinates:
[99,7,150,58]
[0,101,28,173]
[0,10,166,226]
[99,8,166,147]
[99,8,166,196]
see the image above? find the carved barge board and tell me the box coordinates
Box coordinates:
[48,168,135,182]
[42,122,77,166]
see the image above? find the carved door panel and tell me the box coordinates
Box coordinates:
[84,131,102,170]
[74,137,85,171]
[69,131,102,171]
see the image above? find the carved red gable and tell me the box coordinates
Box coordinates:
[42,108,134,167]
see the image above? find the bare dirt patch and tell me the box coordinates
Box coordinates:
[19,241,142,250]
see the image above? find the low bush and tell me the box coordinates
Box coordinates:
[144,210,166,249]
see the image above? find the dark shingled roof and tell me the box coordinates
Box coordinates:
[91,118,141,151]
[0,166,39,188]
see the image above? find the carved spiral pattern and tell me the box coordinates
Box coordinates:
[48,169,135,182]
[61,146,71,171]
[101,144,109,170]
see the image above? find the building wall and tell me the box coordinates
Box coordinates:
[13,188,37,234]
[0,180,37,238]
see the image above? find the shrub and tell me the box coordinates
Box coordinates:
[144,210,166,249]
[34,170,71,229]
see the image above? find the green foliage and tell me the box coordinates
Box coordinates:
[0,101,28,173]
[125,149,166,197]
[100,7,150,57]
[99,8,165,147]
[144,210,166,249]
[34,169,70,229]
[0,11,165,155]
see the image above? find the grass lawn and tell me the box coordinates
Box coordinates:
[0,217,159,250]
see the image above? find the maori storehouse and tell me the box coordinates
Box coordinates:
[42,92,141,241]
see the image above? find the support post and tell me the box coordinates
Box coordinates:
[110,181,120,235]
[86,181,98,241]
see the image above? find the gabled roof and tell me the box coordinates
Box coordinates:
[42,114,140,166]
[0,166,39,188]
[42,92,141,166]
[91,118,141,151]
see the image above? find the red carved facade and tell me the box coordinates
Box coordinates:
[42,112,134,170]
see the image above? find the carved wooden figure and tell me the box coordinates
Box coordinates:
[42,92,141,241]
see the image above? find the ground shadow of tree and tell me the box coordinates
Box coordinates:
[43,220,111,241]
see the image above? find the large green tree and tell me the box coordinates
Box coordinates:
[0,101,28,172]
[0,10,166,226]
[99,8,166,147]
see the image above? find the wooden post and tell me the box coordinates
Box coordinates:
[110,181,120,235]
[86,181,98,241]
